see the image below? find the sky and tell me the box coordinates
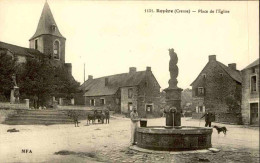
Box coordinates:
[0,0,259,90]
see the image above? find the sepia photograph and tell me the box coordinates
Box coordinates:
[0,0,259,162]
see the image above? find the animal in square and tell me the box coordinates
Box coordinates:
[94,110,105,124]
[68,111,80,127]
[213,125,228,135]
[87,113,96,125]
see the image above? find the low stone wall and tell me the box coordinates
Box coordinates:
[57,105,92,110]
[0,109,18,123]
[192,112,243,125]
[0,102,29,110]
[215,112,243,125]
[192,113,204,119]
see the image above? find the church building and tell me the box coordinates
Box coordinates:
[0,1,71,69]
[0,1,73,105]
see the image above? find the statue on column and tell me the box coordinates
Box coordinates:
[164,48,183,128]
[168,48,179,88]
[10,74,19,103]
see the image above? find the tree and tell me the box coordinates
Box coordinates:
[53,66,80,100]
[18,57,80,108]
[0,53,18,101]
[18,58,56,108]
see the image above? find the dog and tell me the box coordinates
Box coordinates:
[213,125,228,135]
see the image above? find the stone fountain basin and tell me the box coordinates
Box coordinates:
[136,126,212,151]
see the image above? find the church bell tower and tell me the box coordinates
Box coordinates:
[29,1,66,63]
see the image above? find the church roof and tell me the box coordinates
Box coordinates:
[0,41,43,57]
[30,2,65,40]
[81,71,154,97]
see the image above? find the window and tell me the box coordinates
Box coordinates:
[35,39,38,50]
[202,73,206,79]
[128,88,133,98]
[53,40,60,59]
[52,24,56,32]
[100,98,105,105]
[251,75,257,92]
[197,106,205,113]
[146,105,153,112]
[198,87,204,95]
[199,106,203,113]
[128,102,133,111]
[220,73,223,76]
[90,99,95,106]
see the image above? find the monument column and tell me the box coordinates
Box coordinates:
[163,48,183,127]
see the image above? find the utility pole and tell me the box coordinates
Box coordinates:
[84,63,85,87]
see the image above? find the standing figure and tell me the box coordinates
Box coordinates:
[201,110,214,127]
[130,107,139,145]
[104,106,110,124]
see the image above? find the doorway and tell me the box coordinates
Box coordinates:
[250,103,259,125]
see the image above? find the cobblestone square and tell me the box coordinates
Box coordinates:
[0,116,258,163]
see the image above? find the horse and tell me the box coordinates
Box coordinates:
[67,111,80,127]
[87,113,96,125]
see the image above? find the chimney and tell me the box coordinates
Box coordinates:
[146,66,151,72]
[105,77,109,86]
[228,63,236,70]
[209,55,216,62]
[88,75,93,80]
[129,67,137,74]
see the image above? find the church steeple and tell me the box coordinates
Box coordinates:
[29,1,66,64]
[30,1,65,40]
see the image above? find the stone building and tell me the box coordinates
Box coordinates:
[190,55,242,123]
[81,67,161,117]
[0,2,70,69]
[241,58,259,125]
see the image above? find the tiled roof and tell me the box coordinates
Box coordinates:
[190,60,242,85]
[30,2,65,40]
[217,61,242,83]
[0,41,43,57]
[242,58,259,70]
[82,71,148,96]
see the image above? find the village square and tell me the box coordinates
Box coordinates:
[0,1,259,163]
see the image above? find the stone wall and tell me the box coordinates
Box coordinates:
[84,95,119,112]
[30,35,66,63]
[121,86,138,114]
[137,70,161,118]
[0,102,29,110]
[215,112,243,125]
[191,58,242,115]
[0,109,17,123]
[241,65,259,125]
[192,112,242,125]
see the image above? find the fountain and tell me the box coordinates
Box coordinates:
[135,49,212,151]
